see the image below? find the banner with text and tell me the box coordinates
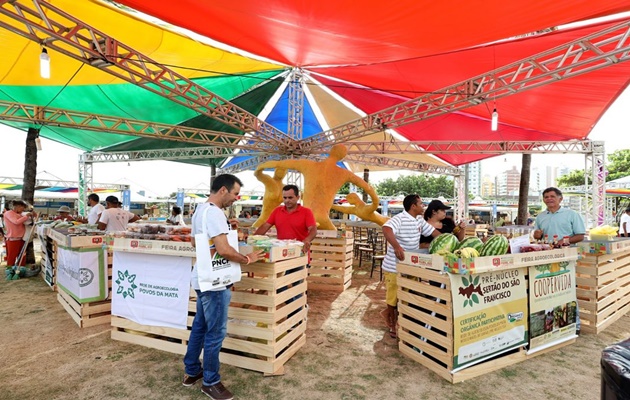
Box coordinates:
[528,260,577,353]
[56,246,107,303]
[112,252,192,329]
[450,268,528,370]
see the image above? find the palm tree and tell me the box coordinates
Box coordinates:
[22,127,38,265]
[517,154,531,225]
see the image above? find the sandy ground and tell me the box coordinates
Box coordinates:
[1,258,629,400]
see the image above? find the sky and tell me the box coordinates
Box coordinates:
[1,86,630,199]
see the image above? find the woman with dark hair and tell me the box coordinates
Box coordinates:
[420,199,465,246]
[168,206,186,226]
[4,200,37,266]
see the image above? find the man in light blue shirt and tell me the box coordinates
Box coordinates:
[532,186,585,335]
[533,187,585,244]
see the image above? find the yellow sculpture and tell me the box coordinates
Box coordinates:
[252,167,288,228]
[256,144,379,230]
[331,193,390,226]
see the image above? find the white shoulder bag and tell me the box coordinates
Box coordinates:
[195,206,242,291]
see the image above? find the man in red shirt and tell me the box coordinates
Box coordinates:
[254,184,317,251]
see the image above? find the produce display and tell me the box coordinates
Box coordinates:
[455,237,484,253]
[110,223,192,241]
[478,235,509,257]
[428,233,459,254]
[429,233,510,262]
[589,224,619,240]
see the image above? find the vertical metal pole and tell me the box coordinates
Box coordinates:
[455,172,466,223]
[592,141,606,228]
[78,153,93,217]
[363,169,369,203]
[287,68,304,141]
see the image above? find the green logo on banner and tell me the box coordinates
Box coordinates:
[458,275,483,308]
[115,270,137,298]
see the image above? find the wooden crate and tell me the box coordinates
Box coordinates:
[308,237,354,292]
[57,251,113,328]
[57,286,112,328]
[576,247,630,334]
[111,255,309,376]
[40,239,57,291]
[397,263,574,383]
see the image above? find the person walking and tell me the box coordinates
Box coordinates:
[182,174,262,400]
[3,200,37,267]
[381,194,440,338]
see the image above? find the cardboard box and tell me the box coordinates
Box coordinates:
[239,243,303,263]
[578,238,630,255]
[49,229,106,248]
[111,237,196,257]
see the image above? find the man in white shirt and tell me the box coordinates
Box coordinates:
[97,195,139,232]
[86,194,105,225]
[620,207,630,238]
[381,194,440,338]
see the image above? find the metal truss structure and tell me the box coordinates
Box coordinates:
[299,18,630,152]
[0,101,271,153]
[82,147,260,163]
[0,0,620,225]
[0,0,292,149]
[0,175,126,190]
[341,139,598,155]
[287,68,304,141]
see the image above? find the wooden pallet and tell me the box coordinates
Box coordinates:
[576,247,630,334]
[397,263,574,383]
[56,251,113,328]
[308,238,354,292]
[57,287,112,328]
[111,255,309,375]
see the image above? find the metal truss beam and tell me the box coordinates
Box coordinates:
[344,155,461,175]
[0,100,275,152]
[299,19,630,152]
[83,147,264,163]
[0,0,292,149]
[220,155,281,175]
[342,139,598,155]
[287,68,304,140]
[0,175,125,190]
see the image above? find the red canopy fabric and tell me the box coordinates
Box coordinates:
[114,1,630,166]
[117,1,630,66]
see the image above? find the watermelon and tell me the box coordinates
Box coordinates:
[456,237,484,253]
[479,235,509,256]
[429,233,459,254]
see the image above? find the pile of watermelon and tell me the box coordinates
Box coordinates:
[428,233,509,257]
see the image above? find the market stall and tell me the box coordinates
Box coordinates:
[109,228,308,375]
[397,246,578,383]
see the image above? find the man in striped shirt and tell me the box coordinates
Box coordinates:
[381,194,440,338]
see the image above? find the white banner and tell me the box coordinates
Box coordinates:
[112,252,192,329]
[56,247,107,303]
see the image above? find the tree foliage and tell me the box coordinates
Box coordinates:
[556,169,588,187]
[556,149,630,187]
[374,174,454,198]
[607,149,630,181]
